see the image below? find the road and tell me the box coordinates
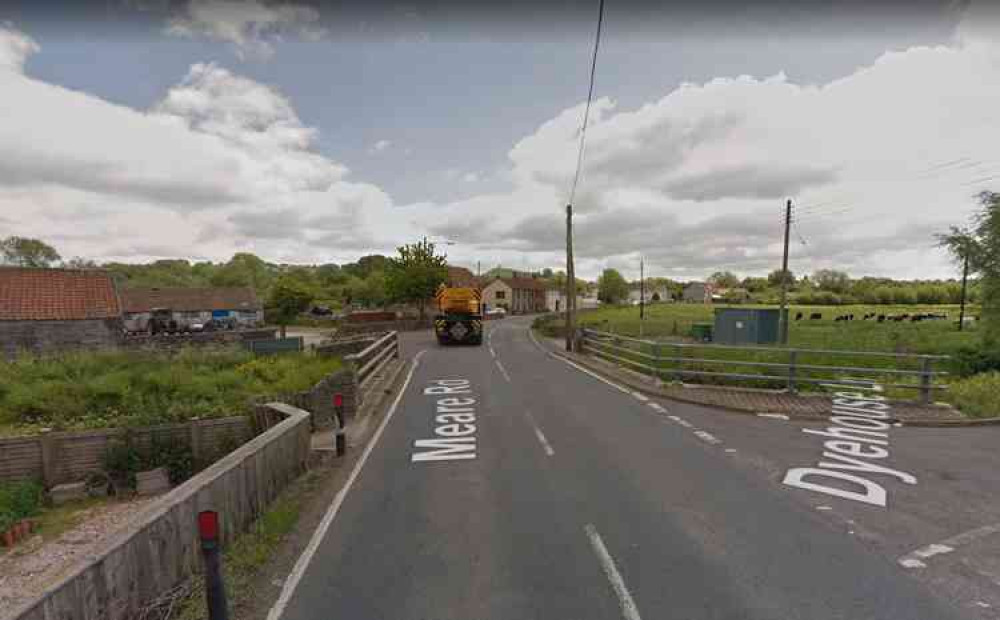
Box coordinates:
[271,316,986,620]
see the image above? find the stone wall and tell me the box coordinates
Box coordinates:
[119,328,276,351]
[0,318,123,360]
[337,318,431,335]
[11,403,311,620]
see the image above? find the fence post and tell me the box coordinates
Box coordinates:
[393,332,400,358]
[920,357,933,404]
[39,429,59,487]
[787,350,798,393]
[190,420,204,465]
[652,343,662,382]
[675,345,684,384]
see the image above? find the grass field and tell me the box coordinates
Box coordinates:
[577,303,981,357]
[538,303,996,415]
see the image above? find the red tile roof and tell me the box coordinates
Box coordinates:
[0,268,122,321]
[119,287,260,313]
[502,277,547,291]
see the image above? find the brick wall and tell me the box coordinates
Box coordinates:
[0,318,123,360]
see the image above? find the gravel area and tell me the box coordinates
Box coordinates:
[0,497,155,619]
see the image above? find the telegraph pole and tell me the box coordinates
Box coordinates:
[958,251,969,331]
[778,198,792,344]
[639,256,645,338]
[565,204,576,351]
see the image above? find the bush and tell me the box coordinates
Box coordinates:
[0,480,44,532]
[950,345,1000,377]
[0,350,343,432]
[948,372,1000,419]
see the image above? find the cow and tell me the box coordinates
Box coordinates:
[809,313,822,320]
[877,314,886,323]
[795,312,804,321]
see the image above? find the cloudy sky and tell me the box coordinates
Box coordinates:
[1,0,998,280]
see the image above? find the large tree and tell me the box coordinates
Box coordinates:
[767,268,796,288]
[385,238,449,319]
[708,271,740,289]
[267,278,314,338]
[813,269,851,294]
[0,236,61,267]
[597,268,630,304]
[939,191,1000,347]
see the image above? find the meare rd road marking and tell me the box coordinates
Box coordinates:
[412,379,479,462]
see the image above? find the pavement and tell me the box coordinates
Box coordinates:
[270,316,1000,620]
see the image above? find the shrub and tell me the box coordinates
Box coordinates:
[0,480,44,531]
[950,345,1000,377]
[948,372,1000,419]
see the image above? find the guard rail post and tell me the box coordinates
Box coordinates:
[787,350,798,393]
[920,357,933,404]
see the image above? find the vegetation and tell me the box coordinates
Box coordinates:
[947,372,1000,419]
[385,238,449,318]
[0,236,61,268]
[0,350,343,434]
[267,278,314,337]
[597,268,629,304]
[0,479,44,533]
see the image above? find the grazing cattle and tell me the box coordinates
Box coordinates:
[795,312,804,321]
[877,314,886,323]
[810,313,822,320]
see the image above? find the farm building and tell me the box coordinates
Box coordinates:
[481,276,547,314]
[120,287,262,332]
[0,267,124,359]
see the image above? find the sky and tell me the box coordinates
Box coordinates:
[1,0,999,281]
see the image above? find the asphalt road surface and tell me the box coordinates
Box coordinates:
[271,316,980,620]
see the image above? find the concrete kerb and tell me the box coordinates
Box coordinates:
[540,334,999,428]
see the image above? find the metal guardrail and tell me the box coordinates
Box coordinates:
[345,331,400,388]
[580,328,949,403]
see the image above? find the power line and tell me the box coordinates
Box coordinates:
[567,0,606,206]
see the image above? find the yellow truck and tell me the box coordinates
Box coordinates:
[434,285,484,345]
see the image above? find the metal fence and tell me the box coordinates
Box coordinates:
[580,328,949,403]
[244,336,304,355]
[345,331,400,388]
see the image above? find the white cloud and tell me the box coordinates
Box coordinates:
[165,0,326,60]
[0,22,38,73]
[461,172,480,183]
[370,139,391,153]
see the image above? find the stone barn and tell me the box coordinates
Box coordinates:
[0,267,124,359]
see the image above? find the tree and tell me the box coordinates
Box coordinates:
[541,267,554,279]
[813,269,851,294]
[597,268,629,304]
[708,271,740,289]
[767,268,796,288]
[939,191,1000,347]
[267,278,313,338]
[0,237,61,267]
[356,270,388,308]
[385,238,449,319]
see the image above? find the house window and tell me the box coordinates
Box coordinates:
[181,311,201,319]
[496,291,506,299]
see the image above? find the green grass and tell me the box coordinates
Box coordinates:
[0,349,342,434]
[947,372,1000,419]
[0,479,44,532]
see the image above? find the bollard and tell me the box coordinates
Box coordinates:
[198,511,229,620]
[334,393,346,456]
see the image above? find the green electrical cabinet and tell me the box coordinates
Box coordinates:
[713,308,787,345]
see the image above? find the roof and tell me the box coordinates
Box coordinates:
[120,287,260,313]
[0,267,121,321]
[446,266,478,288]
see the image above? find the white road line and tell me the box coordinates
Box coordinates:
[631,392,649,402]
[524,410,555,456]
[647,403,666,413]
[585,524,643,620]
[757,413,790,420]
[267,351,425,620]
[556,356,633,394]
[898,523,1000,569]
[667,415,693,428]
[489,345,496,358]
[694,430,722,445]
[495,359,512,382]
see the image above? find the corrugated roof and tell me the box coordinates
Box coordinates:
[0,267,121,321]
[120,287,260,313]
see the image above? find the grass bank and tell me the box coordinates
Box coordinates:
[0,349,342,434]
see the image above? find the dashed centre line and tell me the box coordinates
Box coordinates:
[524,409,555,457]
[694,430,722,445]
[495,359,512,382]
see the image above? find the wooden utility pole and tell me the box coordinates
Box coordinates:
[778,199,792,344]
[639,256,645,338]
[565,203,576,351]
[959,252,969,331]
